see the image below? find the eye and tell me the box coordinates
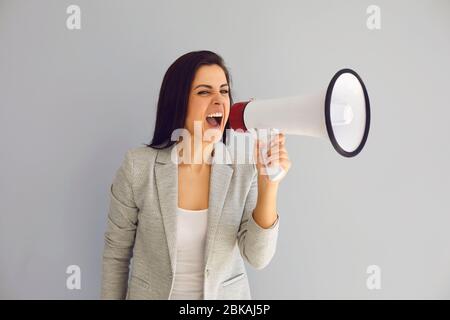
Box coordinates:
[221,90,229,94]
[198,91,209,95]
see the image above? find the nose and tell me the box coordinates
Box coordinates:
[212,91,226,105]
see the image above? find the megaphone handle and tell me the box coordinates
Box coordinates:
[258,129,286,182]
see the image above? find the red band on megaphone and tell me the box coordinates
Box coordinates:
[229,101,249,132]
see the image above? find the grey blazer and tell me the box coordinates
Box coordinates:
[101,143,280,300]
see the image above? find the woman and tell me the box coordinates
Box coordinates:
[101,50,291,300]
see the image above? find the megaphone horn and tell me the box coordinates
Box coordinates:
[229,68,371,157]
[229,68,371,180]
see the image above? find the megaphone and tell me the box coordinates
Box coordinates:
[229,68,371,181]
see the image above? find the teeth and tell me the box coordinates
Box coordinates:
[206,112,223,118]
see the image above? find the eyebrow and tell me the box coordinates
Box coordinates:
[193,83,229,90]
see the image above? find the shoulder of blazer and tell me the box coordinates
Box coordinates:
[125,146,159,178]
[123,146,160,199]
[128,145,159,162]
[126,144,175,174]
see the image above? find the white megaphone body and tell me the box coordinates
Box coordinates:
[229,68,371,181]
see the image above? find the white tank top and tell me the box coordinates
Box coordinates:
[169,206,208,300]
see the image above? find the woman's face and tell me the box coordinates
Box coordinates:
[185,64,230,142]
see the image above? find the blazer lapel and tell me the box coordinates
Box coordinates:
[154,144,178,273]
[154,143,234,274]
[204,159,233,267]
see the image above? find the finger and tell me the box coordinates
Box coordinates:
[269,135,286,148]
[266,157,280,167]
[267,155,290,166]
[267,158,291,171]
[266,151,289,163]
[266,148,288,159]
[279,134,286,145]
[254,140,264,167]
[257,143,271,165]
[256,139,268,149]
[267,143,283,157]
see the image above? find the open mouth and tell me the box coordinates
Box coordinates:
[205,112,223,128]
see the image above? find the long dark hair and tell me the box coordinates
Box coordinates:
[147,50,233,149]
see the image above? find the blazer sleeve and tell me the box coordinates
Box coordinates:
[101,150,139,299]
[237,167,280,270]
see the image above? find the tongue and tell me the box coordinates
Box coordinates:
[206,117,219,126]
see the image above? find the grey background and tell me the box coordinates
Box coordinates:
[1,0,449,299]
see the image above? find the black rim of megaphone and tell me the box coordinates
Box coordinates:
[324,68,371,158]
